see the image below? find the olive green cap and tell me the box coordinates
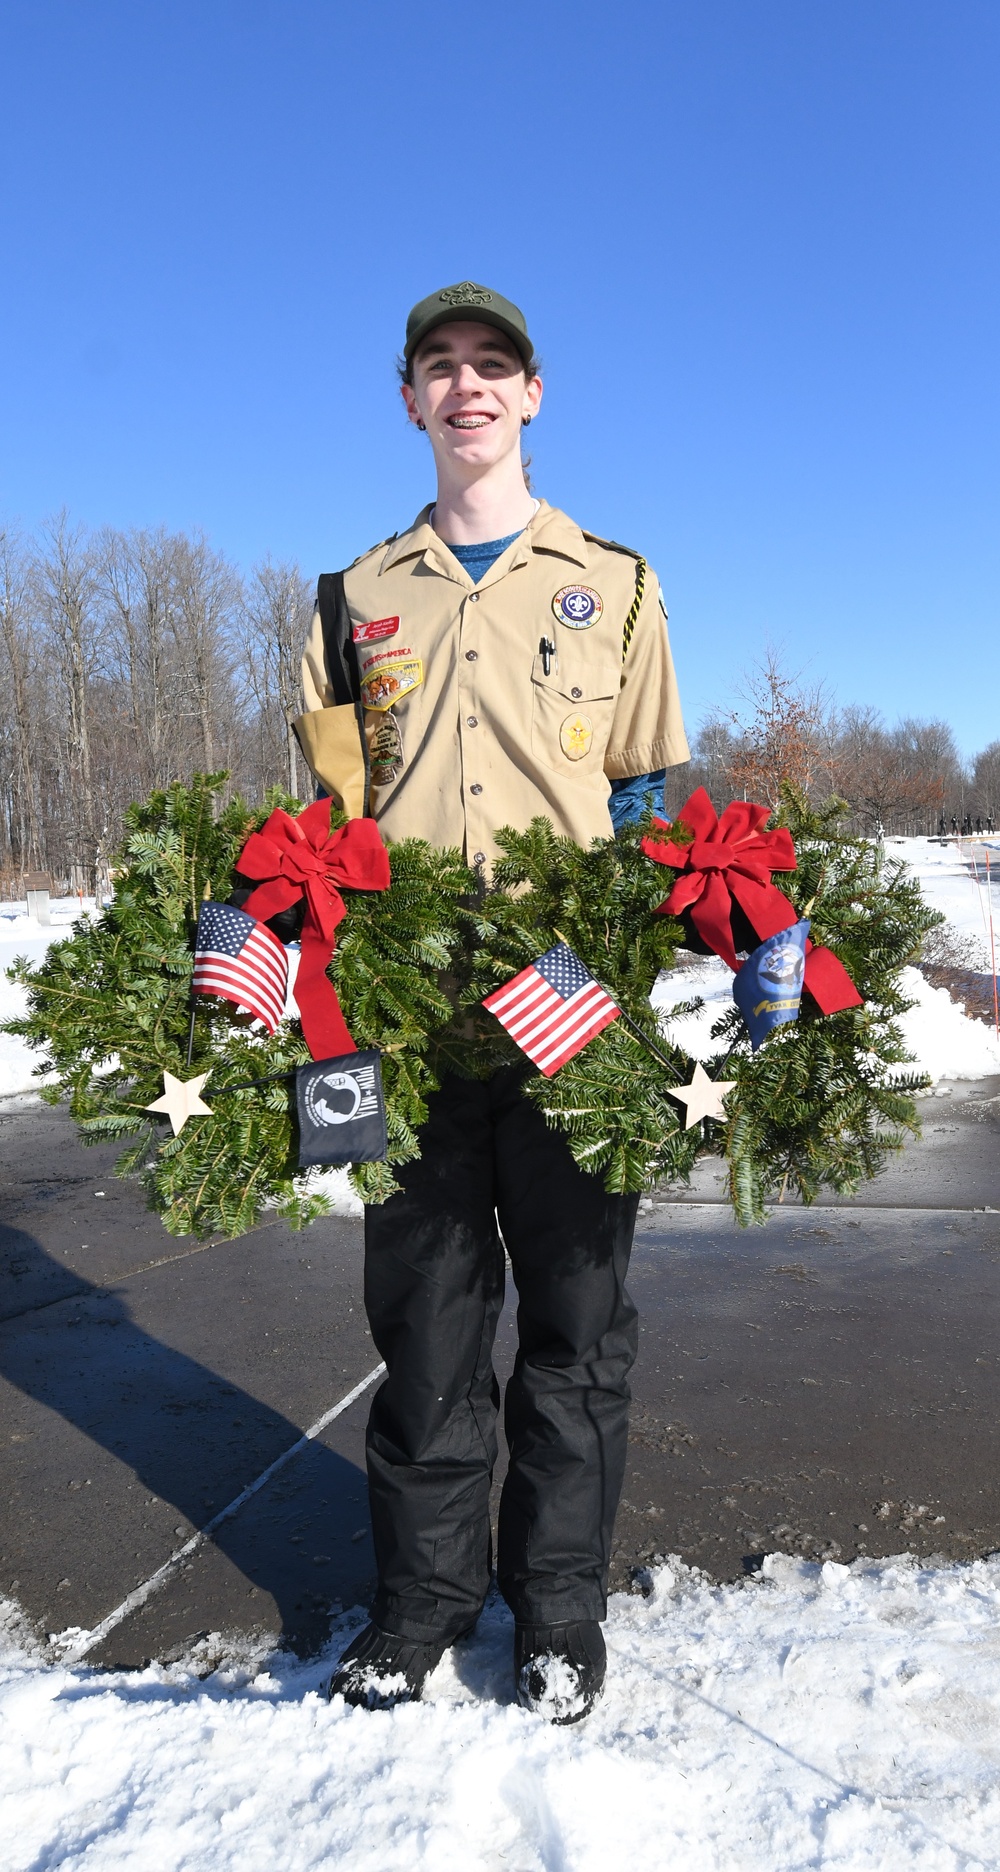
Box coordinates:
[404,281,535,369]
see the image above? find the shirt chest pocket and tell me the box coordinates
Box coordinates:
[529,654,618,775]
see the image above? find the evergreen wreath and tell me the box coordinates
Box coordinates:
[4,777,940,1239]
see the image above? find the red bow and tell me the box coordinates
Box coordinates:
[641,787,862,1016]
[236,799,390,1058]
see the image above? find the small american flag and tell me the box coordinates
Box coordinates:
[192,901,288,1034]
[482,942,620,1077]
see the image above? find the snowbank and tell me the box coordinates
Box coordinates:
[0,899,96,1097]
[4,1554,1000,1870]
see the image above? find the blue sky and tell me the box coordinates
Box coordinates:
[2,1,997,756]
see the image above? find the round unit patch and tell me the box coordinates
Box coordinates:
[552,585,603,629]
[559,712,594,760]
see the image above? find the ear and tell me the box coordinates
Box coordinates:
[401,382,424,429]
[521,374,543,424]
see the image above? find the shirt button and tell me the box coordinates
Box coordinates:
[465,650,478,661]
[468,591,480,603]
[571,687,582,699]
[467,715,478,727]
[473,851,486,864]
[470,783,483,795]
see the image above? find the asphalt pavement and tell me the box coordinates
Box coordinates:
[1,1078,997,1670]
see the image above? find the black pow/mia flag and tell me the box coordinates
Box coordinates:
[295,1049,387,1167]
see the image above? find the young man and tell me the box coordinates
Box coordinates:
[296,282,689,1723]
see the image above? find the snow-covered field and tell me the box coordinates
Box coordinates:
[4,1554,1000,1870]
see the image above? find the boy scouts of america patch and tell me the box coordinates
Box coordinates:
[353,616,399,644]
[369,711,404,786]
[359,650,423,711]
[552,585,603,629]
[560,712,593,759]
[296,1049,387,1167]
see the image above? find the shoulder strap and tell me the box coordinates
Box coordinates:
[316,571,362,706]
[314,572,371,815]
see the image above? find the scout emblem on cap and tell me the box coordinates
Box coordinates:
[369,711,404,786]
[360,651,423,711]
[552,585,603,629]
[438,282,493,308]
[560,712,593,760]
[353,616,399,645]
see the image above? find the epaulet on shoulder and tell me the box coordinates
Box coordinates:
[345,532,398,571]
[580,530,643,561]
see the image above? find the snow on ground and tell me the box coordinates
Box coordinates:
[0,897,97,1097]
[5,1554,1000,1870]
[653,837,1000,1083]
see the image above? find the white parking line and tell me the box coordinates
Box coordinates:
[55,1362,386,1665]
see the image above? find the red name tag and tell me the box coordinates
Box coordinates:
[353,616,399,644]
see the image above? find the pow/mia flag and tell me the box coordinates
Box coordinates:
[296,1049,387,1167]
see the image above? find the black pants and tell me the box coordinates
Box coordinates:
[363,1068,639,1643]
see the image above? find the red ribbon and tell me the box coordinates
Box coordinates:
[641,787,862,1016]
[236,799,390,1058]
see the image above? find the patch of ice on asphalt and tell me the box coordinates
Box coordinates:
[4,1555,1000,1869]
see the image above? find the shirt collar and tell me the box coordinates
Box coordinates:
[378,498,590,579]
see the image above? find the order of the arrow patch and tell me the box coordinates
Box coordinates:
[360,653,423,711]
[369,710,404,785]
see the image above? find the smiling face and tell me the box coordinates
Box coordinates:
[401,321,542,476]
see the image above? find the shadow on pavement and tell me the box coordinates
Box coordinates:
[0,1222,369,1659]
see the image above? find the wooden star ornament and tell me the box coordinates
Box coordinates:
[669,1061,736,1129]
[145,1070,213,1135]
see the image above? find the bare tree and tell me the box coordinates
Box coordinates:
[239,558,311,796]
[171,533,240,773]
[0,525,44,871]
[35,512,102,882]
[970,741,1000,823]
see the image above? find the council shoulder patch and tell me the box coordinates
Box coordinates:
[360,654,423,712]
[552,585,604,630]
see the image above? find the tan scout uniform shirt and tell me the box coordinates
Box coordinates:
[299,499,689,865]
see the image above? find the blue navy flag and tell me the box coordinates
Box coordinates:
[733,920,810,1051]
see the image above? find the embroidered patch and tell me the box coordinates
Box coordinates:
[360,654,423,712]
[353,616,399,644]
[552,586,603,629]
[560,712,594,760]
[369,711,404,786]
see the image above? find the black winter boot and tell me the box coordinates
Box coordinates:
[514,1620,607,1725]
[328,1622,449,1710]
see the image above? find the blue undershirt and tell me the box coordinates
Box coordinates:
[443,530,662,832]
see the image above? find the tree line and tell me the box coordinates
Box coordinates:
[1,517,996,895]
[683,651,999,836]
[0,515,310,894]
